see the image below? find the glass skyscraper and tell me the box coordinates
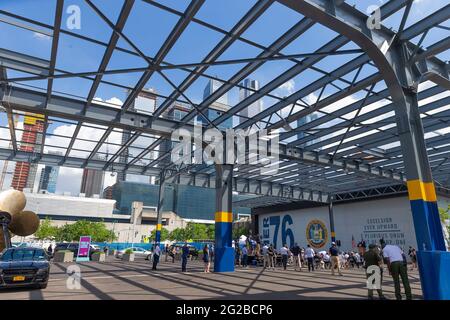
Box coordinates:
[38,165,59,193]
[198,79,233,129]
[238,79,262,125]
[297,113,320,147]
[111,181,251,220]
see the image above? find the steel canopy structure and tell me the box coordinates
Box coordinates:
[0,0,449,298]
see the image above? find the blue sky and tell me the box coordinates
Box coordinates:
[0,0,448,195]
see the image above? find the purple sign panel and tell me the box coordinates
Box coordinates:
[77,236,91,258]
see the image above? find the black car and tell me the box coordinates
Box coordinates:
[0,247,50,289]
[54,242,100,259]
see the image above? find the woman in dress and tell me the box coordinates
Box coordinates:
[203,244,211,273]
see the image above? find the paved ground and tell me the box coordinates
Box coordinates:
[0,256,422,300]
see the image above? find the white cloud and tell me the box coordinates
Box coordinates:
[33,32,51,41]
[278,79,296,94]
[93,96,123,108]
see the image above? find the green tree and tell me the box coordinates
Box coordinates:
[34,217,58,240]
[206,224,215,239]
[232,224,250,240]
[439,204,450,236]
[53,220,117,242]
[150,227,170,242]
[187,223,209,240]
[169,227,187,241]
[439,205,449,222]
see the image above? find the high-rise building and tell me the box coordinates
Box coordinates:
[297,113,320,147]
[11,113,45,191]
[118,88,158,181]
[38,166,59,193]
[37,150,62,194]
[198,79,233,129]
[80,155,104,198]
[159,101,193,167]
[102,185,113,200]
[238,79,262,126]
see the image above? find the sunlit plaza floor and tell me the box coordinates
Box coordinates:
[0,256,422,300]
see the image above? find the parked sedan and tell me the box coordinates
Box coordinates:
[115,247,152,260]
[0,247,50,289]
[54,243,100,259]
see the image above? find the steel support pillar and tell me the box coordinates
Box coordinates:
[214,164,234,272]
[274,0,450,299]
[396,89,450,299]
[155,170,165,245]
[328,198,336,243]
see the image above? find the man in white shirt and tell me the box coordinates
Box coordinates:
[262,244,269,269]
[304,245,315,272]
[280,244,289,270]
[381,239,412,300]
[152,244,161,271]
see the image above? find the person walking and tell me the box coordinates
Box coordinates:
[262,243,269,268]
[203,244,211,273]
[381,239,412,300]
[291,243,301,271]
[363,244,386,300]
[268,244,275,270]
[408,246,417,270]
[241,245,248,268]
[235,245,241,266]
[47,244,53,258]
[164,244,169,262]
[305,245,315,272]
[152,244,161,270]
[181,243,189,272]
[280,244,289,270]
[329,242,343,276]
[168,245,175,263]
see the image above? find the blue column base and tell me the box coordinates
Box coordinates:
[417,251,450,300]
[214,247,235,272]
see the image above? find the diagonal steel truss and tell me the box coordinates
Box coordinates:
[0,0,449,204]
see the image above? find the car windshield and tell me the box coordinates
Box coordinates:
[1,248,47,261]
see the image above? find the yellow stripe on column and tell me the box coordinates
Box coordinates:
[407,180,437,202]
[215,212,233,223]
[331,232,336,237]
[156,224,162,231]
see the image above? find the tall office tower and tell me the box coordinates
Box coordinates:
[38,166,59,193]
[238,79,262,126]
[11,114,45,191]
[37,151,62,193]
[159,101,193,167]
[297,113,320,147]
[198,79,233,129]
[80,155,105,198]
[118,88,158,181]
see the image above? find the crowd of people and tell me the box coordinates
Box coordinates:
[145,234,416,300]
[231,235,415,300]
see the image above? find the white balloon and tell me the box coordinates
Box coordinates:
[0,189,26,216]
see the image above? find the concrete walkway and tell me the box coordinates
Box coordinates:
[0,257,422,300]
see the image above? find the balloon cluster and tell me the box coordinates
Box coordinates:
[0,190,40,251]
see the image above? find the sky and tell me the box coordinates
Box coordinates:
[0,0,449,195]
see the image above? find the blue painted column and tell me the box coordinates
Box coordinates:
[407,180,450,299]
[328,199,336,243]
[214,164,234,272]
[395,86,450,300]
[155,170,165,247]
